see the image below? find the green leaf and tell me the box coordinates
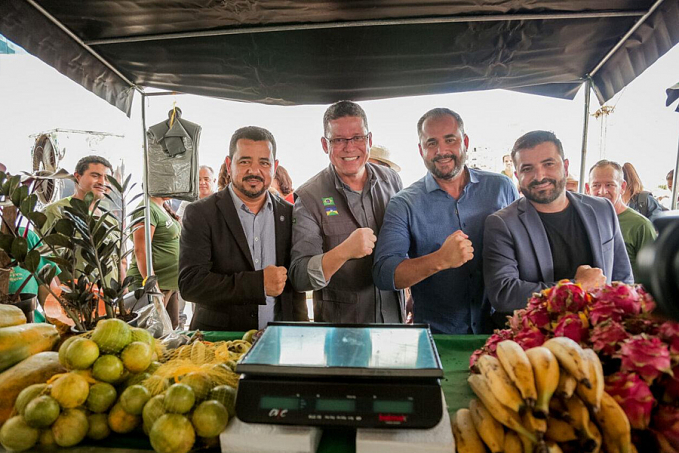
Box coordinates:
[45,255,72,268]
[83,192,95,210]
[27,212,47,230]
[54,218,74,236]
[19,193,37,216]
[24,249,41,273]
[43,234,71,247]
[69,197,89,216]
[106,174,123,193]
[10,183,28,207]
[58,268,73,283]
[11,236,28,261]
[38,265,58,285]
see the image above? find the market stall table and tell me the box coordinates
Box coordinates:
[71,332,488,453]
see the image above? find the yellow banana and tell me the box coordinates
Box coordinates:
[452,408,487,453]
[496,340,538,407]
[526,346,559,419]
[543,337,592,389]
[504,430,523,453]
[577,348,604,410]
[469,398,505,453]
[476,354,526,413]
[555,369,577,398]
[522,410,547,436]
[467,374,537,443]
[545,441,563,452]
[564,395,596,439]
[545,416,578,442]
[518,433,535,453]
[592,392,632,453]
[587,420,602,453]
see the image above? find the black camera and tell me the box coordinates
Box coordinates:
[637,213,679,321]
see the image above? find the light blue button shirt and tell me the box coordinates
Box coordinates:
[228,185,276,329]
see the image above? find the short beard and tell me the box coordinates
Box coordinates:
[425,153,466,180]
[233,177,267,199]
[522,177,566,204]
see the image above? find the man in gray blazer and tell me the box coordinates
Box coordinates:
[483,131,633,326]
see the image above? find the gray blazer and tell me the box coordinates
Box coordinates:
[483,191,633,314]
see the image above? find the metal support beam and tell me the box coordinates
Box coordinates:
[86,10,645,46]
[141,94,154,276]
[25,0,141,92]
[589,0,666,77]
[672,121,679,210]
[578,78,592,194]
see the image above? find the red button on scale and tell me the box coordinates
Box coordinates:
[379,414,406,422]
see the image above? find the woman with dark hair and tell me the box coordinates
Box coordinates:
[271,165,295,203]
[622,162,664,220]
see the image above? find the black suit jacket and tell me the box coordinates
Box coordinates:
[179,189,308,331]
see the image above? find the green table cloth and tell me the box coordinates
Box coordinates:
[92,332,488,453]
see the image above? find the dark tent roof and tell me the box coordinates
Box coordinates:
[2,0,678,116]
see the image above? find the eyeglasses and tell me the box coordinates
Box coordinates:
[325,134,370,148]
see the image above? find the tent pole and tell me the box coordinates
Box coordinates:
[578,79,592,193]
[141,93,154,278]
[672,122,679,210]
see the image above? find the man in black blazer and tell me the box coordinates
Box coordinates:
[179,126,308,331]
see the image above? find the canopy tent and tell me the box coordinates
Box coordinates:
[1,0,679,116]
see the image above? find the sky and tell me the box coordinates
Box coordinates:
[1,40,678,198]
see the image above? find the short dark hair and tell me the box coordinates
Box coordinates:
[323,101,369,136]
[667,169,675,180]
[75,155,113,176]
[274,165,293,196]
[417,108,465,139]
[228,126,277,159]
[589,159,623,182]
[511,131,564,164]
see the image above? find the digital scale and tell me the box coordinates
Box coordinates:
[235,323,444,429]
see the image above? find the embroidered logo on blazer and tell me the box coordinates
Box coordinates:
[322,197,335,206]
[325,207,339,216]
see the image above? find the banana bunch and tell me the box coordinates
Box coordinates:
[454,339,633,453]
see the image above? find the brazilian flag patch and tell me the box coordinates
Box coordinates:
[325,207,339,216]
[322,197,335,206]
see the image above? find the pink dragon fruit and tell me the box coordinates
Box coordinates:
[546,280,589,314]
[590,319,630,356]
[469,329,513,368]
[589,299,625,326]
[514,328,546,349]
[553,312,589,344]
[527,290,549,307]
[619,334,673,383]
[605,371,656,430]
[659,321,679,357]
[508,309,526,332]
[654,405,679,451]
[591,282,643,316]
[637,286,658,314]
[522,303,551,331]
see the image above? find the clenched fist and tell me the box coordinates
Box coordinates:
[340,227,377,260]
[263,265,287,297]
[574,265,606,291]
[437,230,473,269]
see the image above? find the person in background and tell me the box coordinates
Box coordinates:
[566,174,579,192]
[663,169,677,209]
[483,131,633,325]
[501,153,519,188]
[128,197,182,329]
[369,145,402,172]
[587,160,656,282]
[179,126,307,331]
[176,165,216,218]
[289,100,404,324]
[622,162,664,221]
[270,165,295,203]
[217,162,231,191]
[373,108,518,334]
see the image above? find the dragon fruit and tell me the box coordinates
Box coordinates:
[522,303,551,331]
[590,319,630,356]
[546,280,589,313]
[637,286,657,314]
[553,312,589,344]
[469,329,513,368]
[514,328,546,349]
[619,335,672,384]
[591,282,643,316]
[589,299,625,326]
[605,371,656,430]
[659,321,679,357]
[654,405,679,451]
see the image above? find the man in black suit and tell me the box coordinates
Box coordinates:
[179,126,308,331]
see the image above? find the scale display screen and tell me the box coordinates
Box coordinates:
[316,399,356,412]
[237,323,443,378]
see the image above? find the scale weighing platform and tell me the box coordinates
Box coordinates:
[235,323,444,429]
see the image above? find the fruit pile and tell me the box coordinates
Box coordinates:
[0,319,254,453]
[453,337,634,453]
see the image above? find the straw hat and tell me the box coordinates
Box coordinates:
[369,145,401,172]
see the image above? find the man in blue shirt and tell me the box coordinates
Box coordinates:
[373,108,518,334]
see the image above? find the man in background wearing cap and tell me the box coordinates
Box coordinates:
[290,101,405,324]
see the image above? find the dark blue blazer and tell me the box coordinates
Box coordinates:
[483,191,633,313]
